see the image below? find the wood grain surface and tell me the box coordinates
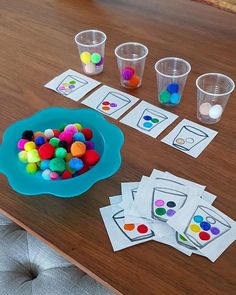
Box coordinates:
[0,0,235,294]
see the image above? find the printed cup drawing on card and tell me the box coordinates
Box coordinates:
[173,125,209,151]
[112,209,154,242]
[152,188,187,222]
[56,75,88,95]
[137,108,168,131]
[97,91,131,115]
[175,232,197,250]
[184,206,231,249]
[131,188,138,200]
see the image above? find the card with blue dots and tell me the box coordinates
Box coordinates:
[120,100,178,138]
[168,198,236,262]
[44,69,101,101]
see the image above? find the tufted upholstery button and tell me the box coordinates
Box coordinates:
[0,213,114,295]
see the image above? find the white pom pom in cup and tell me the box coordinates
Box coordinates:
[196,73,235,124]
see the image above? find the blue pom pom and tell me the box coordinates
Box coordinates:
[69,158,84,171]
[73,132,86,143]
[40,160,50,170]
[167,83,179,94]
[170,93,181,104]
[35,136,46,146]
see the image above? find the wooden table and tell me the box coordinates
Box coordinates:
[0,0,235,294]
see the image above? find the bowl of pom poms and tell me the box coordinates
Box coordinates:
[0,107,124,197]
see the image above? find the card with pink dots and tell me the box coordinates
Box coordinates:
[44,69,101,101]
[82,85,139,119]
[120,100,178,138]
[168,198,236,262]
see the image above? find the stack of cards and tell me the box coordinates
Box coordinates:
[100,169,236,262]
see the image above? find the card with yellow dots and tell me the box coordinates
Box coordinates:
[44,69,101,101]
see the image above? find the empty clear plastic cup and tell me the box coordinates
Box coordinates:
[74,30,107,75]
[196,73,235,124]
[154,57,191,106]
[115,42,148,89]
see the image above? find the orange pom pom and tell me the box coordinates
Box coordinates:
[70,142,86,157]
[128,75,140,87]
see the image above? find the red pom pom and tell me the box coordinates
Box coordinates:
[53,129,61,138]
[38,143,55,160]
[83,150,100,166]
[61,170,72,179]
[81,128,93,140]
[77,164,89,175]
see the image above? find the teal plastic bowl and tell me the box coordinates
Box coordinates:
[0,107,124,198]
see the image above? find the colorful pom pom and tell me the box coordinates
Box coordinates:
[26,163,38,174]
[71,141,86,157]
[22,130,34,140]
[61,170,72,179]
[49,158,66,173]
[83,150,100,166]
[17,139,28,150]
[38,143,55,160]
[81,128,93,141]
[24,141,36,151]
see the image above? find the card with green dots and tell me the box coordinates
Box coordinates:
[44,69,101,101]
[120,100,178,138]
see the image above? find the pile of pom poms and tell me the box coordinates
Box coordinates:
[17,123,100,181]
[159,83,181,105]
[121,66,140,88]
[80,51,103,74]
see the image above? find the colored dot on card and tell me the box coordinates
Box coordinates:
[185,137,194,143]
[69,84,75,89]
[193,215,204,223]
[199,231,210,241]
[166,209,176,217]
[151,118,159,123]
[102,106,110,111]
[167,201,176,208]
[143,115,152,121]
[63,83,69,87]
[69,80,76,84]
[143,122,153,128]
[102,101,110,106]
[155,199,165,206]
[206,217,216,224]
[210,227,220,235]
[110,103,117,108]
[176,138,185,144]
[190,224,200,233]
[59,86,65,90]
[179,234,188,241]
[124,224,135,231]
[137,224,148,234]
[155,208,166,216]
[200,221,211,231]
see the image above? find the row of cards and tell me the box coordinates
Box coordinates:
[100,169,236,262]
[45,69,218,158]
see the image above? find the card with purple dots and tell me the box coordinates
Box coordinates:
[44,69,101,101]
[168,198,236,262]
[82,85,139,119]
[120,100,178,138]
[161,119,218,158]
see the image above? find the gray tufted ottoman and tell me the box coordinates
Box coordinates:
[0,213,114,295]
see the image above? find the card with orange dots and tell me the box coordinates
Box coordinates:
[168,198,236,262]
[82,85,139,119]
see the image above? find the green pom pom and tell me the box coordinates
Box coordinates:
[49,137,60,147]
[91,53,101,64]
[49,158,66,173]
[18,151,28,163]
[26,163,38,174]
[159,90,171,104]
[59,123,67,131]
[55,147,67,158]
[27,149,40,163]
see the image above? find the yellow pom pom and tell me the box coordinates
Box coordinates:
[18,151,28,163]
[24,141,36,151]
[80,52,91,64]
[65,152,73,162]
[74,123,82,131]
[26,163,38,174]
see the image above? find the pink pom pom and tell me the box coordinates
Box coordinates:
[64,124,78,135]
[17,139,29,150]
[59,131,73,144]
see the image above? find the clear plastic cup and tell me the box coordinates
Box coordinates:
[137,108,168,131]
[114,42,148,89]
[196,73,235,124]
[74,29,107,75]
[154,57,191,106]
